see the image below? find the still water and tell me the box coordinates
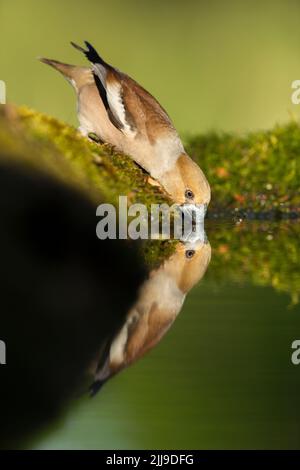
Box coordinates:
[32,220,300,449]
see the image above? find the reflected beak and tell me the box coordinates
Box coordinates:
[179,223,207,244]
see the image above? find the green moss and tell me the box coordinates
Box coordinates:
[185,122,300,215]
[17,106,172,210]
[3,105,300,217]
[142,239,178,268]
[0,105,177,265]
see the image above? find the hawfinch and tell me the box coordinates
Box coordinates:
[40,42,210,210]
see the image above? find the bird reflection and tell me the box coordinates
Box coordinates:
[90,234,211,394]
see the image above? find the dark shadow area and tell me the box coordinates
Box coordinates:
[0,159,146,448]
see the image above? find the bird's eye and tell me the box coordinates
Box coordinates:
[185,189,194,200]
[185,249,195,259]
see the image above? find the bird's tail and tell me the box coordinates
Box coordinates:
[71,41,107,66]
[39,57,77,80]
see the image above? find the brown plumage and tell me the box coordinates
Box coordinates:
[40,42,210,207]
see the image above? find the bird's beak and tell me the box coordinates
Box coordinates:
[179,203,207,221]
[180,223,207,244]
[177,204,207,243]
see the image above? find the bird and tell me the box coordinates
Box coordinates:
[89,235,211,395]
[40,41,211,210]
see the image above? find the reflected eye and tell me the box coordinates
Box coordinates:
[185,249,195,259]
[185,189,194,200]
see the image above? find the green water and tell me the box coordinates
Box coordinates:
[31,220,300,449]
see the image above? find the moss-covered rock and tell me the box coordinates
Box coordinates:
[0,105,172,207]
[2,105,300,218]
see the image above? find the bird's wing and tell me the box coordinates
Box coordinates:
[103,69,138,137]
[124,302,177,364]
[71,41,175,140]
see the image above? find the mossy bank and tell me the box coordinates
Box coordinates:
[1,105,300,300]
[186,123,300,217]
[0,105,176,266]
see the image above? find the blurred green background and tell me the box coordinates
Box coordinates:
[1,0,300,134]
[1,0,300,449]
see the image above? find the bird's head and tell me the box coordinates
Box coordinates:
[159,153,211,210]
[165,238,211,294]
